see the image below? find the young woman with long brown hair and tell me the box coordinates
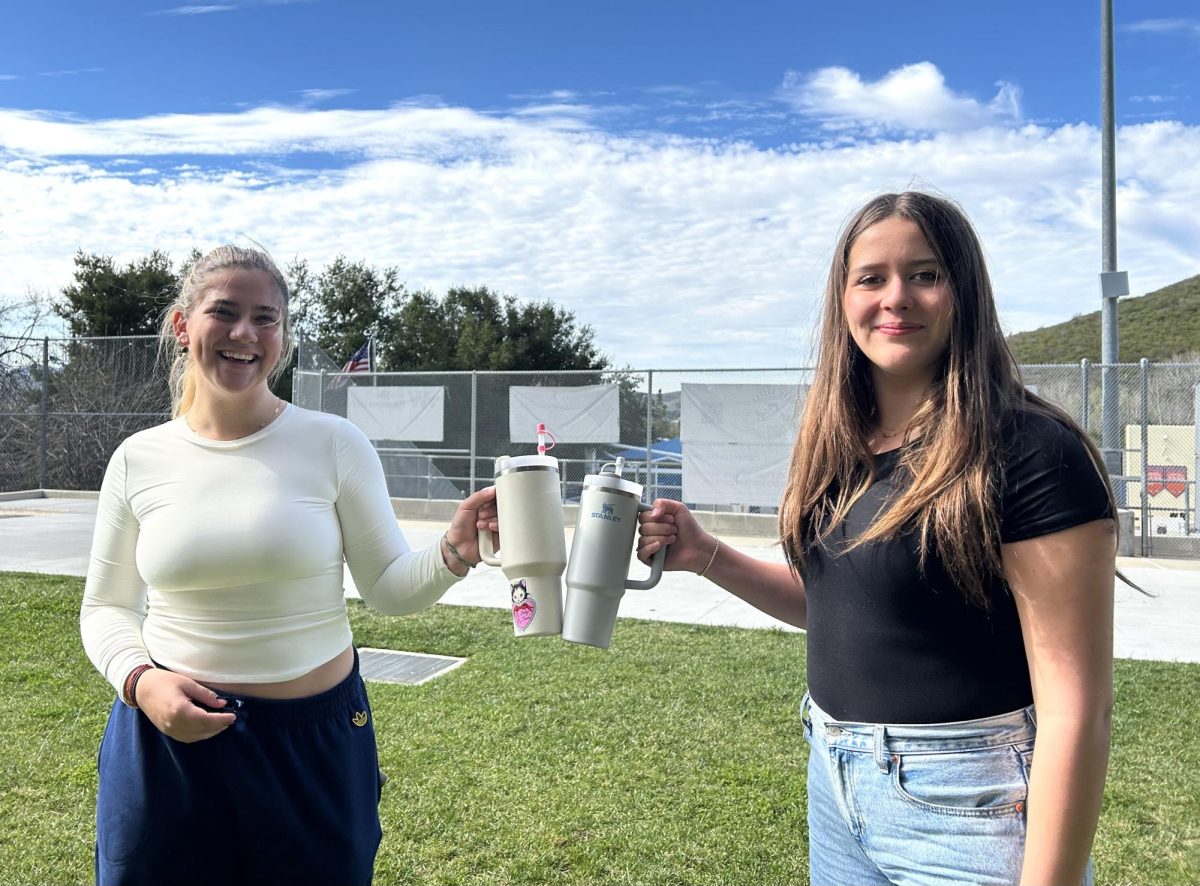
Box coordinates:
[638,192,1115,885]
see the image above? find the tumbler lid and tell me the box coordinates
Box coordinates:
[582,470,643,499]
[495,454,559,476]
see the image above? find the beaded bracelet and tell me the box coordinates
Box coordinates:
[697,539,721,579]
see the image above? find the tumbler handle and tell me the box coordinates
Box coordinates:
[627,501,667,590]
[478,527,502,567]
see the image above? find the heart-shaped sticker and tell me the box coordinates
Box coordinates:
[513,599,536,631]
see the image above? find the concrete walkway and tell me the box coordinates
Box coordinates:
[2,494,1197,663]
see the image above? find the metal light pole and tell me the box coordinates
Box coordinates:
[1100,0,1129,503]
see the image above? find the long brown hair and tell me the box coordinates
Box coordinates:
[778,192,1115,606]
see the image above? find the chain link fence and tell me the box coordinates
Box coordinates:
[1,334,169,493]
[1021,361,1200,557]
[3,333,1198,558]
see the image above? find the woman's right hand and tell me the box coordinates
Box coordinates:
[133,669,237,743]
[637,499,717,574]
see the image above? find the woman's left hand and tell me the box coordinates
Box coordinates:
[441,486,498,576]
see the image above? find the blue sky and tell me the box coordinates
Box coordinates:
[1,0,1198,366]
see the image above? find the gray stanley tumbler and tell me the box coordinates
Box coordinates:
[563,459,667,648]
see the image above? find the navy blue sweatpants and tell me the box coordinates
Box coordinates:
[95,654,384,886]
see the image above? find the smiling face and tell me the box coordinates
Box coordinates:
[842,215,953,390]
[172,269,284,399]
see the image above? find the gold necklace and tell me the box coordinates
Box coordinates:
[258,397,283,430]
[184,396,283,439]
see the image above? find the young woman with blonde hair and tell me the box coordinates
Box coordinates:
[639,192,1116,885]
[82,245,499,886]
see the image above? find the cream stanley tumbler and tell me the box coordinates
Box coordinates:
[563,460,666,648]
[478,454,567,637]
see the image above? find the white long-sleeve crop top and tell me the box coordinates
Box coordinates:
[80,403,462,697]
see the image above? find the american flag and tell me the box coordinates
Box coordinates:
[332,339,372,390]
[341,339,371,374]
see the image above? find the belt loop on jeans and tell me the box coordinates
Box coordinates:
[873,724,888,772]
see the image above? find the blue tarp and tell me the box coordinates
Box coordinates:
[610,437,682,463]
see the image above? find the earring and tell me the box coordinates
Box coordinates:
[181,346,189,354]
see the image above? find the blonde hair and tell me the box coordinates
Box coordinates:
[778,192,1116,606]
[158,245,294,417]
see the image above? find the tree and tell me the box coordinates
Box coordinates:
[1,286,169,492]
[377,285,606,372]
[291,256,405,366]
[499,295,606,371]
[381,289,458,370]
[0,293,52,491]
[47,252,183,488]
[653,389,677,439]
[0,291,50,363]
[54,250,178,336]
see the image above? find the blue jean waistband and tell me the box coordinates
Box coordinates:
[802,690,1037,755]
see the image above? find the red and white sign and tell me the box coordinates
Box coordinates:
[1146,465,1187,498]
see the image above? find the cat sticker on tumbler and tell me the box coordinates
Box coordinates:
[511,579,537,633]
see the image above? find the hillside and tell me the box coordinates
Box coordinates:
[1006,274,1200,364]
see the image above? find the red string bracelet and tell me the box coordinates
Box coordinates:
[123,664,154,708]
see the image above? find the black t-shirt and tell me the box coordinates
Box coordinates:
[801,409,1113,724]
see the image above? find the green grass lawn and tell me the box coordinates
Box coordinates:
[1,571,1197,886]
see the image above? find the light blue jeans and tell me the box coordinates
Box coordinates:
[801,691,1094,886]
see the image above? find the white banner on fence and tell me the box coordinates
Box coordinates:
[510,385,620,443]
[681,442,794,507]
[680,383,804,442]
[348,386,445,441]
[679,383,804,505]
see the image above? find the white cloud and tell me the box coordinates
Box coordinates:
[779,62,1021,133]
[642,85,701,97]
[153,5,238,15]
[297,88,356,106]
[38,68,105,77]
[152,1,320,15]
[508,90,582,102]
[509,103,600,128]
[1124,18,1200,37]
[0,101,1196,368]
[0,105,534,158]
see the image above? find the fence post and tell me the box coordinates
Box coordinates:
[293,332,303,403]
[1101,359,1123,506]
[39,337,49,490]
[469,371,478,495]
[1080,358,1090,431]
[1139,358,1149,557]
[318,370,325,413]
[645,369,653,499]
